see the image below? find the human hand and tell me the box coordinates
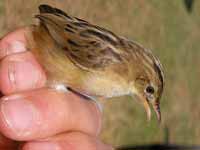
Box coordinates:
[0,27,112,150]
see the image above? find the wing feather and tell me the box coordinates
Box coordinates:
[36,4,123,71]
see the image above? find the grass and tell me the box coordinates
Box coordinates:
[1,0,200,146]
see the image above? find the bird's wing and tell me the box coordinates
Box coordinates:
[36,4,124,71]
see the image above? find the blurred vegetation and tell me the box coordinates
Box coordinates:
[1,0,200,146]
[184,0,195,13]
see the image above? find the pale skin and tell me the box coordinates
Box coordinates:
[0,27,113,150]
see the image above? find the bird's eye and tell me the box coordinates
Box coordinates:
[146,85,155,94]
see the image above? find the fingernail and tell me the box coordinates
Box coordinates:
[7,41,26,54]
[8,60,40,91]
[1,96,38,136]
[25,142,61,150]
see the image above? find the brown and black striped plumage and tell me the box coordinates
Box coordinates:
[28,4,164,121]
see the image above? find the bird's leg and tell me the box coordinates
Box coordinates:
[67,87,103,112]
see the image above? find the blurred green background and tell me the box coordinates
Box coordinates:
[1,0,200,146]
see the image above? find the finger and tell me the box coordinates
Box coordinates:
[22,132,113,150]
[0,89,102,141]
[0,27,28,59]
[0,52,46,94]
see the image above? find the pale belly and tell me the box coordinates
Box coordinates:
[80,71,131,98]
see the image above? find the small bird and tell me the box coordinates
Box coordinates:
[27,4,164,122]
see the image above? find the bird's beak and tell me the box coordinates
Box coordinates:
[142,99,151,121]
[141,97,161,123]
[153,102,161,123]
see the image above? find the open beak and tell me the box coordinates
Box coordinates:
[142,98,161,123]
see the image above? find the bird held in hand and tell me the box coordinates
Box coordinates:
[27,4,164,122]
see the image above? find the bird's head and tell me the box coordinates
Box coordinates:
[131,52,164,123]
